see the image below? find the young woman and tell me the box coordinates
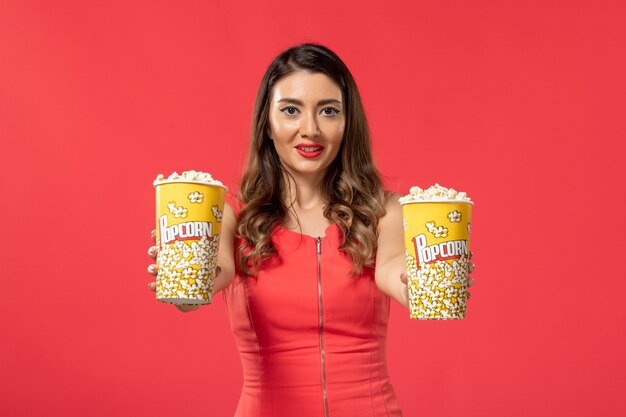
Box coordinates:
[147,43,475,417]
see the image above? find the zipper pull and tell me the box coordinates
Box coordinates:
[316,236,322,255]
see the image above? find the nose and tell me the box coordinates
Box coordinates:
[299,111,320,138]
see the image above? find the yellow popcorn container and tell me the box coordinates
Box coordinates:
[401,200,473,320]
[154,178,227,305]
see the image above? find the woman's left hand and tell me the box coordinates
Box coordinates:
[467,251,475,299]
[399,251,476,304]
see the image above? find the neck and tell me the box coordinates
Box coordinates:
[282,170,326,210]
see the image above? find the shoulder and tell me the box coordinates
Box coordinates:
[225,192,244,218]
[376,192,403,245]
[374,191,404,275]
[376,191,403,246]
[222,192,242,230]
[384,191,402,209]
[379,192,402,226]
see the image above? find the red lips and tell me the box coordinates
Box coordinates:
[295,143,325,151]
[295,143,324,158]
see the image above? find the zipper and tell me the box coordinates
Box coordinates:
[317,236,329,417]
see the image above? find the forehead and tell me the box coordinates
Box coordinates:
[270,71,342,102]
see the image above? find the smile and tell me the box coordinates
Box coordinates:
[295,144,324,158]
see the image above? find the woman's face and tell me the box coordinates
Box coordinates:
[267,71,345,181]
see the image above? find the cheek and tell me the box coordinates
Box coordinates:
[336,117,345,136]
[269,113,298,139]
[277,121,300,137]
[332,123,345,144]
[328,131,344,159]
[319,115,344,138]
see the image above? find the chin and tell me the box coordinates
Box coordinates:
[286,161,328,177]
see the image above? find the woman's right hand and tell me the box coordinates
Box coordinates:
[146,229,159,292]
[147,202,235,311]
[147,229,205,313]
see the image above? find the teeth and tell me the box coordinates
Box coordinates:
[298,147,321,152]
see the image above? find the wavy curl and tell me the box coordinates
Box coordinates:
[236,43,388,276]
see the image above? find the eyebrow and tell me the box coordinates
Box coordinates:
[277,98,342,106]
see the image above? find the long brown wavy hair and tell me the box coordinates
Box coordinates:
[236,43,388,276]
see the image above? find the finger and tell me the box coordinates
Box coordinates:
[469,251,473,260]
[400,272,408,285]
[467,291,471,300]
[468,276,475,287]
[147,264,158,276]
[151,229,157,243]
[469,262,475,273]
[147,281,156,292]
[148,245,159,260]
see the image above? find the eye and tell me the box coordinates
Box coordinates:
[280,106,298,116]
[322,107,340,116]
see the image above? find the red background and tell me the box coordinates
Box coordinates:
[1,1,625,416]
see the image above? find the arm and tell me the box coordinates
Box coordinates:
[374,193,409,308]
[213,202,236,294]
